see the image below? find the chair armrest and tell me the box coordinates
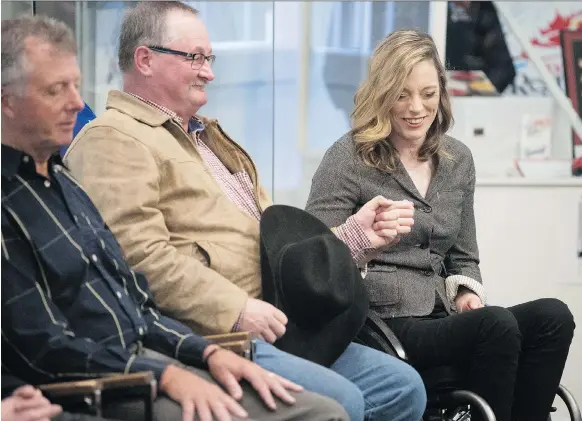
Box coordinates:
[38,379,101,398]
[204,331,258,344]
[38,372,157,400]
[99,372,155,390]
[357,312,409,361]
[204,332,258,361]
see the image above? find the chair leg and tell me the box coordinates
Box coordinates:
[557,385,582,421]
[448,390,496,421]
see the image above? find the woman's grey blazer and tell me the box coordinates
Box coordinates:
[305,133,486,318]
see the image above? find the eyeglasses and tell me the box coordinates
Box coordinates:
[147,45,215,69]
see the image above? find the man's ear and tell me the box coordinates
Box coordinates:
[1,86,20,119]
[133,45,155,77]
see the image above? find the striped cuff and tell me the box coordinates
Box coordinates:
[334,215,376,266]
[445,275,487,311]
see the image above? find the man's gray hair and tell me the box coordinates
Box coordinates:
[118,1,199,73]
[1,15,76,93]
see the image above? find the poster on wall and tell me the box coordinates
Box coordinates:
[560,30,582,160]
[499,3,582,97]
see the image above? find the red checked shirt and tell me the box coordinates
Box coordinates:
[129,94,374,330]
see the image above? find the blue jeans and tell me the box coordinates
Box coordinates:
[255,341,426,421]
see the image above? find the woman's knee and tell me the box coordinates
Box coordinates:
[479,306,522,348]
[530,298,575,328]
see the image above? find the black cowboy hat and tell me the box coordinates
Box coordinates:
[259,205,369,367]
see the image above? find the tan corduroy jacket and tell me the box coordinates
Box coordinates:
[64,91,272,334]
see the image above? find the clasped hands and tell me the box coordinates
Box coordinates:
[354,195,415,249]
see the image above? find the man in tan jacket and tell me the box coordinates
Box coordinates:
[65,3,426,421]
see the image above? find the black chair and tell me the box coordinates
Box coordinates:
[357,311,581,421]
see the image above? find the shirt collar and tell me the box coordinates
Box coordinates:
[128,93,205,134]
[1,144,64,178]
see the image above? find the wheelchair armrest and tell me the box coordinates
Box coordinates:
[359,312,408,361]
[204,332,258,361]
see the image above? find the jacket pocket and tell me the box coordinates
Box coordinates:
[192,241,222,273]
[365,265,401,306]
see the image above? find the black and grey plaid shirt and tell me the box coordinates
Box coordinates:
[1,145,209,385]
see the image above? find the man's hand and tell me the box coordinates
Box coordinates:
[239,298,288,343]
[353,196,414,248]
[374,200,414,239]
[1,385,63,421]
[455,288,484,313]
[207,348,303,412]
[160,364,248,421]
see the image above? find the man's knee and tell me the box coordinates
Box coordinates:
[378,358,427,421]
[290,390,351,421]
[327,379,365,421]
[103,396,182,421]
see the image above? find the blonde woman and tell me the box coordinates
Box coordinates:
[306,29,575,421]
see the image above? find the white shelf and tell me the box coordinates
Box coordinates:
[476,177,582,187]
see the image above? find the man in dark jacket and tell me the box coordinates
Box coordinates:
[446,1,516,93]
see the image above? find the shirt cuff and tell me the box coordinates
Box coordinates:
[173,334,212,369]
[445,275,487,311]
[125,355,172,382]
[334,215,376,266]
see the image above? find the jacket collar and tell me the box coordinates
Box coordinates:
[106,90,172,127]
[107,90,213,134]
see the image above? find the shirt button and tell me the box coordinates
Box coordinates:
[73,215,79,223]
[136,308,142,317]
[138,327,144,336]
[91,254,98,263]
[100,239,106,249]
[22,156,30,163]
[44,180,51,188]
[116,291,122,299]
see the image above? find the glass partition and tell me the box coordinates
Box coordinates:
[17,1,432,205]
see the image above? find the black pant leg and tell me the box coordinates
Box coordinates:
[384,306,522,421]
[507,299,575,421]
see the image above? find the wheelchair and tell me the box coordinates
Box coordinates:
[357,311,581,421]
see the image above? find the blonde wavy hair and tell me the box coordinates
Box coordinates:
[351,29,453,173]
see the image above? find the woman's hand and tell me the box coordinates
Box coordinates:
[455,288,484,312]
